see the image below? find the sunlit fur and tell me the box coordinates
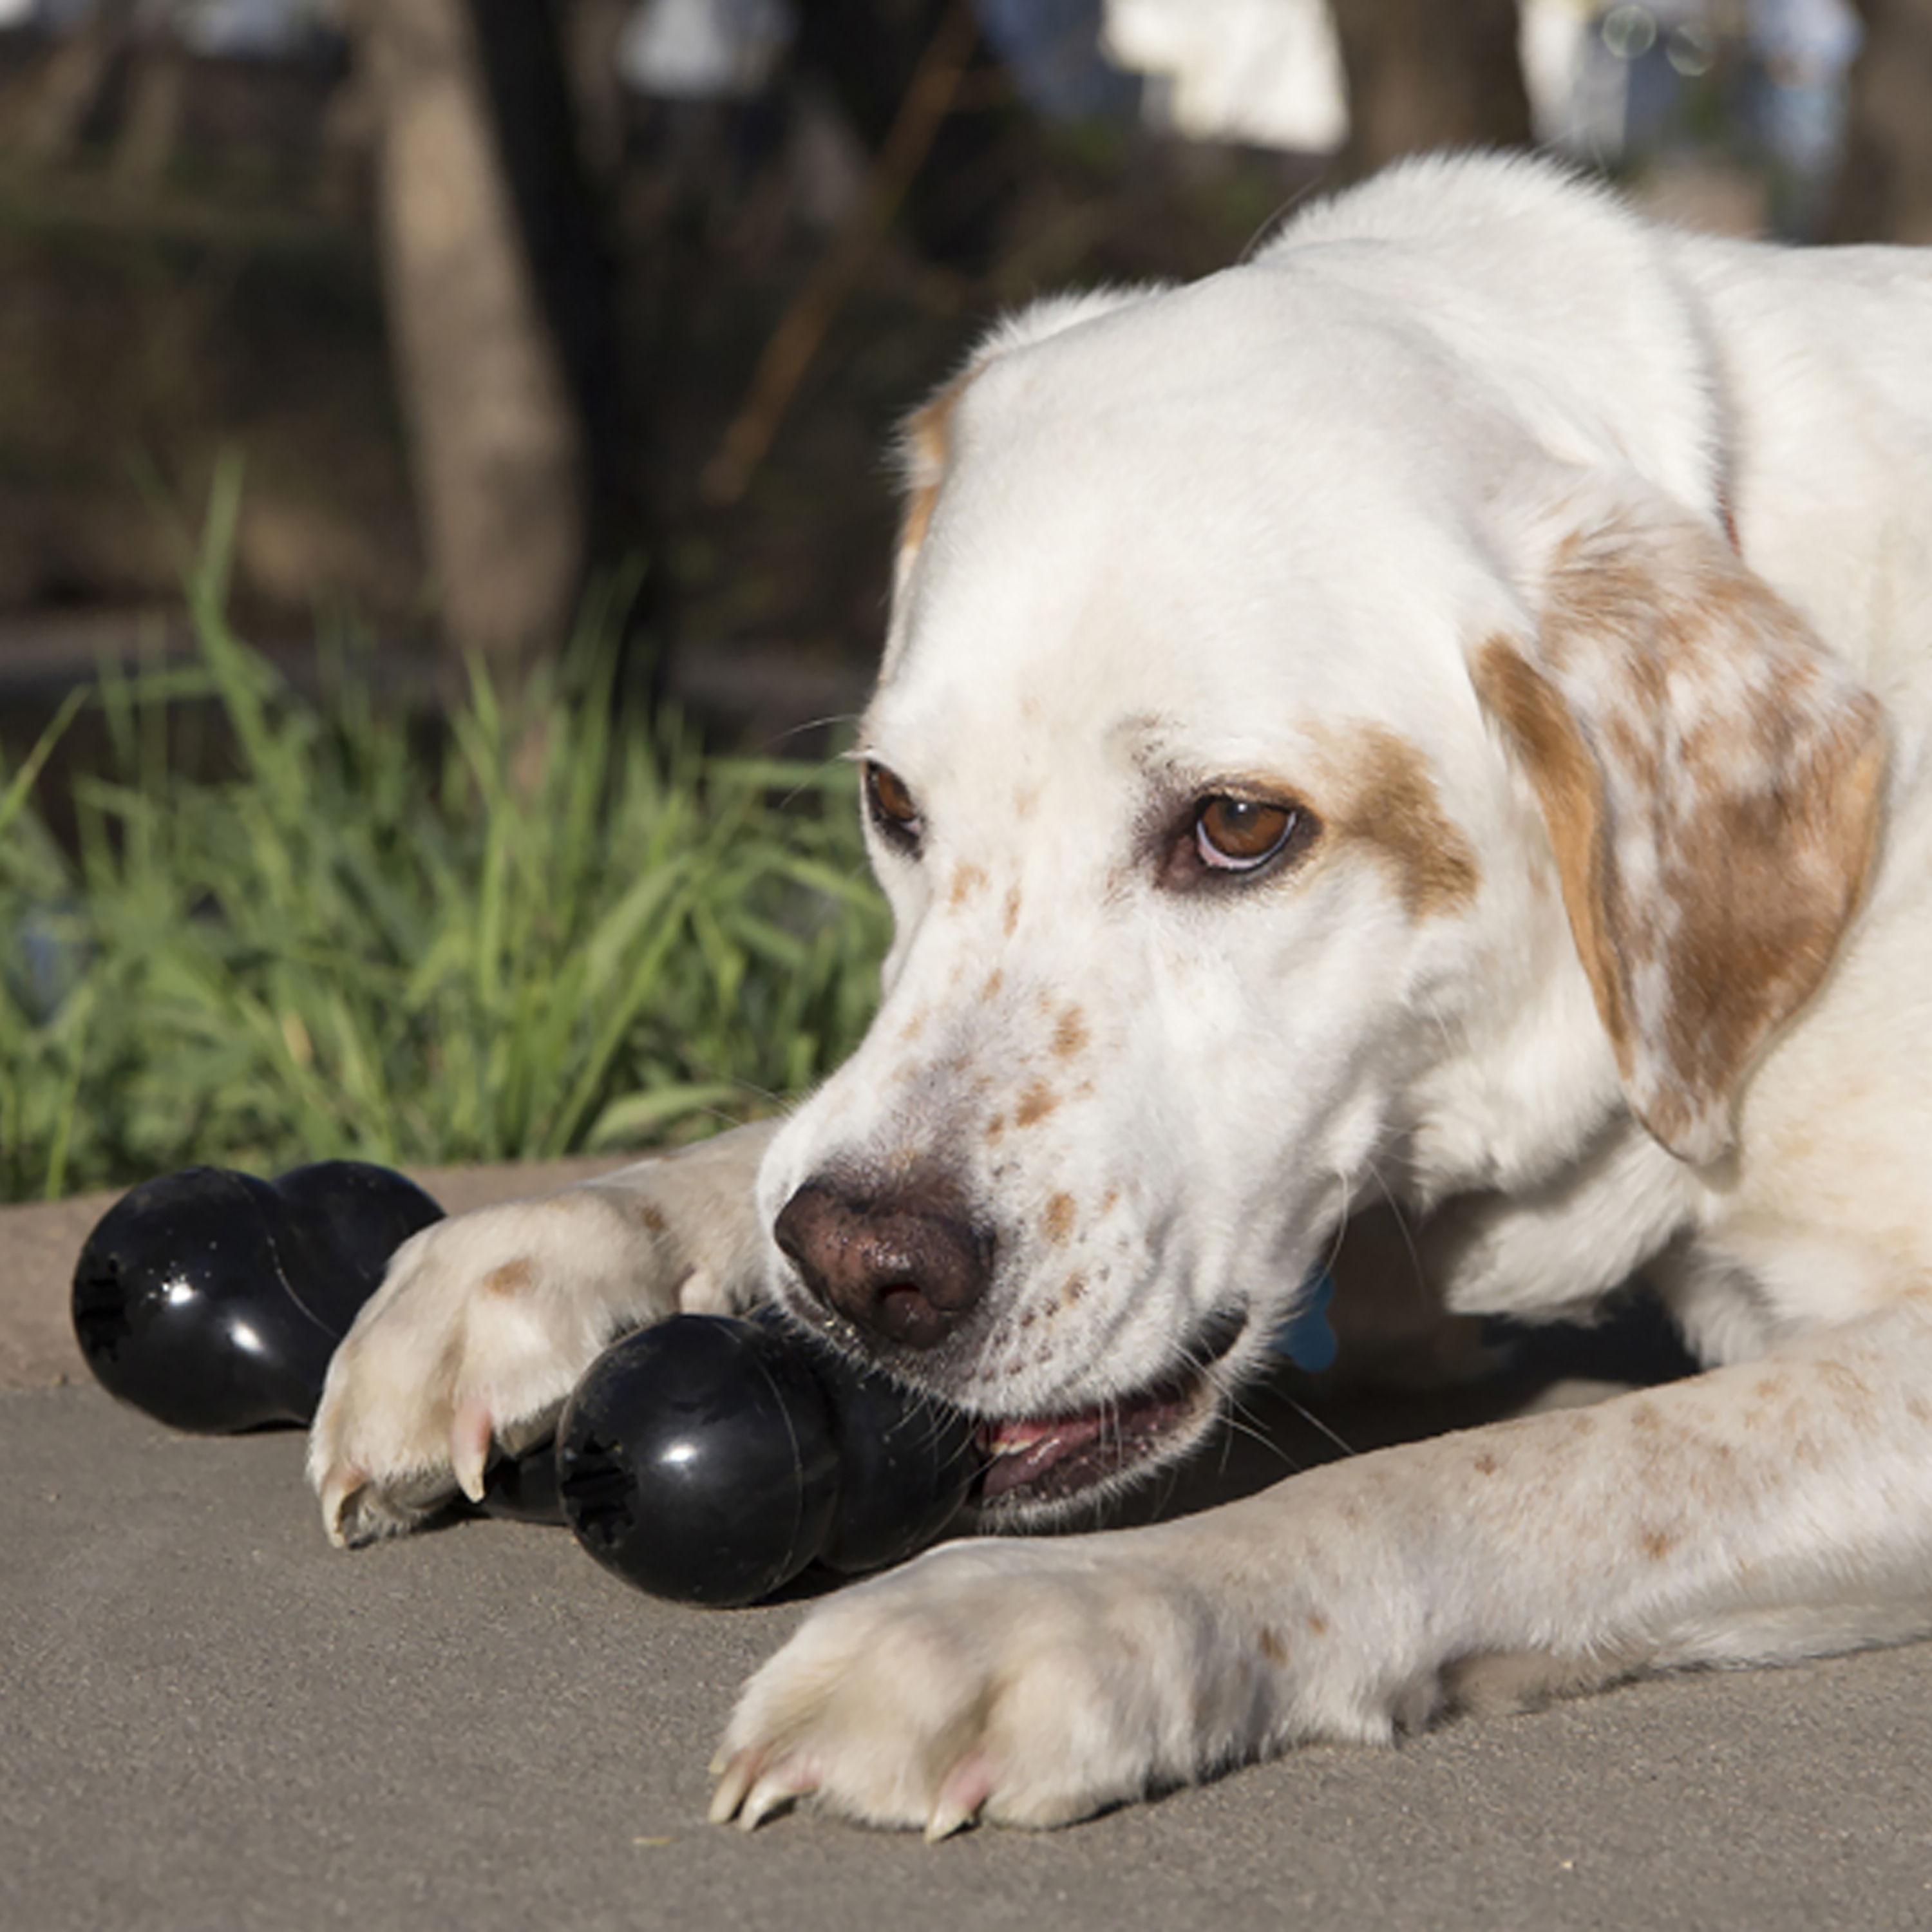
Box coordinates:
[312,154,1932,1838]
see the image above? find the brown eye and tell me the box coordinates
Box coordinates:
[1195,796,1296,871]
[865,762,922,849]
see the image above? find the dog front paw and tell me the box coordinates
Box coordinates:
[307,1160,768,1546]
[709,1536,1271,1836]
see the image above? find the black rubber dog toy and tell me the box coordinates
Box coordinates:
[72,1160,981,1602]
[555,1314,981,1607]
[71,1160,444,1433]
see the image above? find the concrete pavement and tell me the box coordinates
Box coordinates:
[6,1171,1931,1931]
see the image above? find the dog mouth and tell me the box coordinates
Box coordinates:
[970,1309,1245,1511]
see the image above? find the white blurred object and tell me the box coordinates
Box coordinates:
[1104,0,1348,151]
[620,0,795,100]
[173,0,324,55]
[0,0,37,29]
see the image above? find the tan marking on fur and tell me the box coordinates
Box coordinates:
[949,863,988,908]
[1043,1193,1076,1244]
[1472,1450,1502,1476]
[1057,1274,1086,1309]
[1051,1007,1089,1061]
[1003,886,1022,938]
[1015,1080,1059,1128]
[1472,634,1630,1052]
[1325,723,1481,918]
[1014,783,1039,819]
[482,1259,535,1297]
[895,373,973,566]
[985,1112,1007,1143]
[1817,1360,1874,1413]
[1259,1628,1289,1665]
[639,1205,667,1235]
[1473,502,1887,1159]
[1640,1524,1677,1560]
[983,966,1005,1001]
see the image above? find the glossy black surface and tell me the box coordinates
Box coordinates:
[554,1314,979,1607]
[71,1162,444,1434]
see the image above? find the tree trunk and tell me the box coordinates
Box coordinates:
[346,0,594,683]
[1830,0,1932,243]
[1329,0,1531,178]
[11,0,142,166]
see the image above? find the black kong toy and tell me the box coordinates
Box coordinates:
[556,1313,980,1607]
[71,1160,981,1605]
[71,1161,445,1433]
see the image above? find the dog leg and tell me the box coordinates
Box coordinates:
[712,1293,1932,1833]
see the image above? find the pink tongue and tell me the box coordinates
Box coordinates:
[979,1410,1108,1500]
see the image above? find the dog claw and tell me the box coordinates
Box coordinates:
[736,1774,806,1832]
[926,1752,995,1841]
[318,1468,365,1549]
[923,1797,977,1842]
[709,1752,815,1832]
[706,1751,759,1826]
[451,1397,493,1504]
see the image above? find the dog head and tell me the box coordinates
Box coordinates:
[754,224,1884,1519]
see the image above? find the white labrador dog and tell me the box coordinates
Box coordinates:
[310,153,1932,1837]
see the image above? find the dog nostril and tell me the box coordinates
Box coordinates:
[774,1179,990,1351]
[873,1283,950,1350]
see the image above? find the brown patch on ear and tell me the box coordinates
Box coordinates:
[1328,724,1481,918]
[895,370,976,574]
[1473,502,1887,1162]
[1471,638,1630,1047]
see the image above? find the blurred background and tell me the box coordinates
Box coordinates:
[1,0,1927,1198]
[0,0,1924,741]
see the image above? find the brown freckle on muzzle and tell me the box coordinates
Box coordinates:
[1043,1193,1075,1243]
[1003,886,1022,936]
[1058,1274,1086,1308]
[949,863,988,907]
[1051,1006,1088,1060]
[1015,1079,1059,1127]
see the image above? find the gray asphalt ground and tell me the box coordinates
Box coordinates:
[6,1170,1932,1931]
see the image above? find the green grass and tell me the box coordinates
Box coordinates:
[0,466,889,1202]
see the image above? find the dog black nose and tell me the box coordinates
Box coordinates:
[773,1177,992,1350]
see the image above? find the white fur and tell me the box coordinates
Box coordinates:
[308,154,1932,1836]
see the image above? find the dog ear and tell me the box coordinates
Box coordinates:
[892,287,1162,594]
[1472,498,1886,1164]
